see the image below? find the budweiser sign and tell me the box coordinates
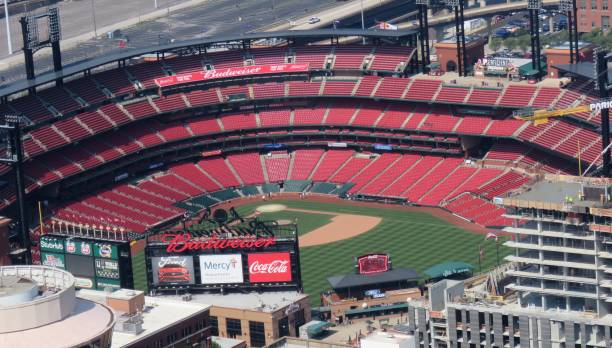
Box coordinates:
[163,233,276,253]
[155,63,310,87]
[248,253,292,283]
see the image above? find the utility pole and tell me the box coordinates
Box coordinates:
[91,0,97,38]
[360,0,366,44]
[3,0,11,54]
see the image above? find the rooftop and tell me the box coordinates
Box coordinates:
[78,289,210,348]
[327,268,420,289]
[512,181,586,205]
[212,335,245,348]
[504,176,612,210]
[163,290,307,313]
[551,41,594,50]
[0,297,114,348]
[361,331,415,345]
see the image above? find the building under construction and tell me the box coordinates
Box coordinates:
[404,174,612,348]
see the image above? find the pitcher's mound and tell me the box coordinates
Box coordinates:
[256,204,287,213]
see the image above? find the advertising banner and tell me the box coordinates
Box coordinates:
[248,253,292,283]
[154,63,310,87]
[74,276,95,289]
[65,239,93,256]
[150,256,195,285]
[95,258,121,279]
[41,252,66,269]
[40,236,65,253]
[199,254,243,284]
[94,243,119,260]
[96,278,121,290]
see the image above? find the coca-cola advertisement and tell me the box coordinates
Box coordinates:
[248,253,292,283]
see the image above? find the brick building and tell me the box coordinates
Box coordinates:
[577,0,612,32]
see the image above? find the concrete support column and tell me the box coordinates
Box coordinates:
[549,17,554,32]
[479,0,486,7]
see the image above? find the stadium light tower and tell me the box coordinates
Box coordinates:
[416,0,431,73]
[559,0,580,63]
[0,114,32,264]
[19,7,62,86]
[444,0,467,77]
[595,49,610,177]
[527,0,543,79]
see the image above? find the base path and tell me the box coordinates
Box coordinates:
[287,208,381,247]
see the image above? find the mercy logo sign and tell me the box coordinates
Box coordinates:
[199,254,243,284]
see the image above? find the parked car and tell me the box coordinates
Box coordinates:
[508,19,527,27]
[308,17,320,24]
[493,27,510,38]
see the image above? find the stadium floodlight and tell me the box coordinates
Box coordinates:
[559,0,572,11]
[48,7,61,43]
[528,0,542,9]
[24,15,39,50]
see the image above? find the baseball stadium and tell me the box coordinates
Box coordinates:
[0,17,611,346]
[0,28,599,284]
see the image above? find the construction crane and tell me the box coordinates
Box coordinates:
[512,98,612,176]
[512,99,611,126]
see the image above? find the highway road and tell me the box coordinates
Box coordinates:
[0,0,337,85]
[0,0,192,57]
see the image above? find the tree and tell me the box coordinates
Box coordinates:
[504,37,518,52]
[489,37,502,53]
[517,35,531,54]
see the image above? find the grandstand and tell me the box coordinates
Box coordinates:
[0,30,601,261]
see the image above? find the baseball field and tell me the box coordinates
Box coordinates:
[235,197,511,306]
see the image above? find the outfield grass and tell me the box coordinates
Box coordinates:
[238,200,511,306]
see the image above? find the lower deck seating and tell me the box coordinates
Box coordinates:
[45,148,531,235]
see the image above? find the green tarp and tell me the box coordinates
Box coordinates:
[518,61,547,76]
[424,261,474,279]
[306,322,333,337]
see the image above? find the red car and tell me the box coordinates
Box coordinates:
[158,264,191,283]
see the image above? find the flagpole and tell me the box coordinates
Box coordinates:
[496,239,500,266]
[38,201,44,236]
[578,139,582,176]
[478,244,482,273]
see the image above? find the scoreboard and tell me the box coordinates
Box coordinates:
[39,234,134,290]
